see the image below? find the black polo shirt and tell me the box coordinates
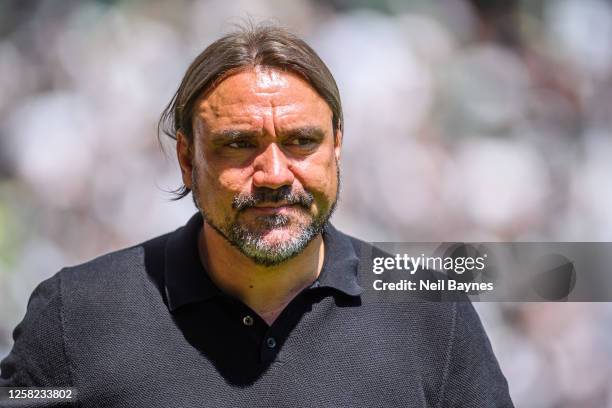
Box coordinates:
[1,213,513,407]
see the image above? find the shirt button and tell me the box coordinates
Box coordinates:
[265,337,277,349]
[242,315,254,326]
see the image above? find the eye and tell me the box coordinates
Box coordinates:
[227,141,255,149]
[288,138,315,146]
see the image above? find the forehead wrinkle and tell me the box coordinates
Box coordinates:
[195,67,334,137]
[197,98,265,130]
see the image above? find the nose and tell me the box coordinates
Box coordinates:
[252,143,295,189]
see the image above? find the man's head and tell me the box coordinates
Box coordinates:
[159,24,343,266]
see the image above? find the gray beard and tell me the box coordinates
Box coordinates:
[225,213,328,266]
[191,170,339,267]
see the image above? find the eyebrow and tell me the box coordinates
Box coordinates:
[209,126,326,146]
[283,126,325,141]
[210,130,260,146]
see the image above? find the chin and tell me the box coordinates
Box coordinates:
[253,223,303,242]
[225,216,322,266]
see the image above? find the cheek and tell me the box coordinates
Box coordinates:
[201,162,251,197]
[291,151,338,196]
[192,162,246,216]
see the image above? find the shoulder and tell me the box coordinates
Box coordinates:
[61,241,144,281]
[51,232,171,318]
[331,226,491,343]
[0,270,69,385]
[59,233,169,289]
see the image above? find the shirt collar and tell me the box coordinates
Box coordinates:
[164,212,363,312]
[314,223,364,296]
[164,213,221,311]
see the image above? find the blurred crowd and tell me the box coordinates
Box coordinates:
[1,0,612,406]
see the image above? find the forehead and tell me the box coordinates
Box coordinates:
[195,66,332,130]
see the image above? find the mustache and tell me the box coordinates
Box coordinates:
[232,186,315,212]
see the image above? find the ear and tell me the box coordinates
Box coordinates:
[176,131,194,189]
[334,129,343,162]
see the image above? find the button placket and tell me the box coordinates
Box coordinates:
[259,327,281,363]
[265,337,276,349]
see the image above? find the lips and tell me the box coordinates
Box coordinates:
[247,204,298,214]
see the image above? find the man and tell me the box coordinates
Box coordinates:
[1,24,513,407]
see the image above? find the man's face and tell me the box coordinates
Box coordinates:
[178,66,342,266]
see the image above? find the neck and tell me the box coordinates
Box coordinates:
[199,223,325,325]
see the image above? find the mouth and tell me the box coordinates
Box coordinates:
[246,204,300,215]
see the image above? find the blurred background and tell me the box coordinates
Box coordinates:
[1,0,612,406]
